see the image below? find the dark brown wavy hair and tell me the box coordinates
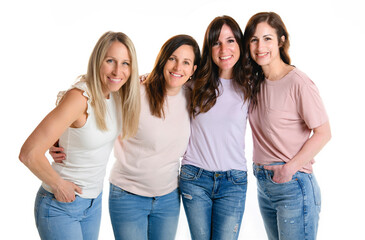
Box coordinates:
[191,15,250,117]
[242,12,291,108]
[144,35,201,118]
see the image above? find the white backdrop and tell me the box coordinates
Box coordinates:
[1,0,363,239]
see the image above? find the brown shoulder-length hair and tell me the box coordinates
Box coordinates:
[144,34,201,118]
[191,15,250,117]
[242,12,291,107]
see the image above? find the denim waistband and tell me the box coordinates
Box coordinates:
[182,164,246,179]
[252,162,286,180]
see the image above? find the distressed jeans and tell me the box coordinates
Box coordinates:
[179,164,247,240]
[253,163,321,240]
[34,186,102,240]
[108,183,180,240]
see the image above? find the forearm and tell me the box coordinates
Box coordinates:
[19,147,63,190]
[285,121,331,174]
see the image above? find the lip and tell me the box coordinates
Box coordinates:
[219,55,233,60]
[108,77,122,83]
[256,52,269,57]
[170,72,183,78]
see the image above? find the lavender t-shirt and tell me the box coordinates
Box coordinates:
[182,78,249,171]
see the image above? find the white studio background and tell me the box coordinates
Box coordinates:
[1,0,363,239]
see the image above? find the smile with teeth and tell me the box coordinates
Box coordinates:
[220,55,232,60]
[108,77,122,82]
[170,72,183,77]
[257,52,269,57]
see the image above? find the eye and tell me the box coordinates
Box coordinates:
[264,37,272,41]
[228,39,236,43]
[168,57,175,61]
[183,61,190,65]
[250,38,258,43]
[122,61,130,66]
[213,41,220,46]
[106,59,114,63]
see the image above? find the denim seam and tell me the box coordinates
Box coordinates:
[296,176,309,239]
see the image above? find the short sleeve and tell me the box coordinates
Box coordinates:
[56,81,92,115]
[297,78,328,129]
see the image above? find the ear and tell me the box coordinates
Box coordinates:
[279,35,286,47]
[192,65,197,75]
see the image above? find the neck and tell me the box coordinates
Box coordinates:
[262,60,292,81]
[219,69,233,80]
[166,86,181,96]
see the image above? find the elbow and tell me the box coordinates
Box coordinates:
[327,130,332,142]
[19,146,36,167]
[325,123,332,144]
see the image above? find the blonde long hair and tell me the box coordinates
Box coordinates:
[84,31,140,139]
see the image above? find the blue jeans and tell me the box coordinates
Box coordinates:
[253,163,321,240]
[108,183,180,240]
[34,186,102,240]
[179,164,247,240]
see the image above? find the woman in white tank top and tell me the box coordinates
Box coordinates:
[19,31,141,240]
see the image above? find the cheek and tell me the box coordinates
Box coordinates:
[125,68,131,78]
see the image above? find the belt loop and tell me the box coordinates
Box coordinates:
[197,167,203,178]
[227,170,231,181]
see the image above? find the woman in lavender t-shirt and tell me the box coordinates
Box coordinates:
[179,15,251,240]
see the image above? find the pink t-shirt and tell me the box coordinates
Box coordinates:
[109,85,190,197]
[249,68,328,173]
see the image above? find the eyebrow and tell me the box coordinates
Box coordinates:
[171,54,193,62]
[105,56,130,61]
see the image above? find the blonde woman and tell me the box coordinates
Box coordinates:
[19,31,140,240]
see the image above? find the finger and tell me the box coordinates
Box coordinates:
[49,146,64,152]
[263,165,274,171]
[74,184,83,194]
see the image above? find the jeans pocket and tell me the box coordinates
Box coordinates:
[109,184,130,199]
[268,171,297,185]
[230,170,248,185]
[309,174,321,206]
[179,165,199,181]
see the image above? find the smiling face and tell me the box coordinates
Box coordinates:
[249,22,284,71]
[163,44,197,96]
[99,41,131,98]
[211,24,240,79]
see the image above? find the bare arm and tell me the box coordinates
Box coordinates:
[265,121,331,183]
[19,89,87,202]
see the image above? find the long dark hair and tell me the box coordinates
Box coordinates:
[242,12,291,107]
[191,15,251,117]
[144,34,201,118]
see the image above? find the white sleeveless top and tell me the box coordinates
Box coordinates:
[42,81,122,198]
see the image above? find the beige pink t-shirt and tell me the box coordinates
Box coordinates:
[109,85,190,197]
[249,68,328,173]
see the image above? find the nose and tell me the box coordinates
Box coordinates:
[112,64,122,76]
[220,42,228,52]
[172,61,181,71]
[257,39,264,50]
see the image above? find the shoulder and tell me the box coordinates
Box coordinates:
[290,68,315,87]
[57,88,88,112]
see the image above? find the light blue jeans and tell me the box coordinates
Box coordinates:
[253,163,321,240]
[34,186,102,240]
[108,183,180,240]
[179,164,247,240]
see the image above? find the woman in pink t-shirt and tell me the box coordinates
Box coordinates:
[243,12,331,240]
